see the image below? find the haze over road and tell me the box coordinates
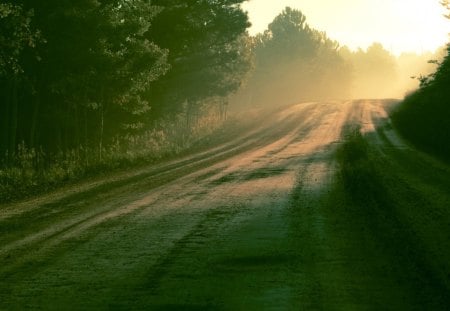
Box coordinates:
[1,100,450,309]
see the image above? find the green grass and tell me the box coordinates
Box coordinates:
[337,124,381,202]
[332,125,450,308]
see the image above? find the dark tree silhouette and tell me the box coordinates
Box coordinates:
[0,0,252,167]
[1,1,169,157]
[147,0,252,124]
[0,2,42,156]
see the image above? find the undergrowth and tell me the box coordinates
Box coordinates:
[0,112,237,204]
[336,124,384,204]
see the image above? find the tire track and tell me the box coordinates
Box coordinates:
[0,102,324,278]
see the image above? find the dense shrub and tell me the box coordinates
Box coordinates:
[392,45,450,162]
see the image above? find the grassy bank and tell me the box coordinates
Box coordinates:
[332,125,450,308]
[0,113,247,204]
[285,122,450,308]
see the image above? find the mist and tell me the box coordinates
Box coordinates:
[341,44,446,99]
[230,7,445,110]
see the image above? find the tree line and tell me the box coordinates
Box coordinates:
[231,7,443,109]
[1,3,446,176]
[232,7,352,108]
[0,0,251,163]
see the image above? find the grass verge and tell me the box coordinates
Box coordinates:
[0,112,257,205]
[333,124,450,308]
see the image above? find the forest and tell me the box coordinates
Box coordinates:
[0,1,448,202]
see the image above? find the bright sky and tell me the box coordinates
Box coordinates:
[241,0,450,55]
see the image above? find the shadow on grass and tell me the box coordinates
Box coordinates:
[336,124,450,308]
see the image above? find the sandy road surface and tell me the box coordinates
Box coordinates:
[1,100,450,310]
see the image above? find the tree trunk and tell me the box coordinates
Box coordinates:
[99,104,104,161]
[183,99,193,145]
[63,103,70,152]
[55,101,62,152]
[219,97,228,121]
[1,79,10,156]
[74,104,80,161]
[99,87,105,161]
[185,99,191,130]
[84,106,89,165]
[30,92,40,148]
[9,77,19,159]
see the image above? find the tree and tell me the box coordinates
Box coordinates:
[235,7,352,108]
[147,0,252,123]
[266,7,317,60]
[88,1,170,157]
[1,0,169,157]
[0,3,41,76]
[0,2,42,156]
[0,0,252,168]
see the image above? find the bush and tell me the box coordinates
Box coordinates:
[392,88,450,162]
[392,45,450,162]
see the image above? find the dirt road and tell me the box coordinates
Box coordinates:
[1,100,450,310]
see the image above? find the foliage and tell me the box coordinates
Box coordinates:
[0,108,228,203]
[147,0,251,117]
[392,1,450,161]
[0,0,251,159]
[233,7,352,108]
[392,45,450,161]
[0,2,42,76]
[0,0,250,202]
[0,0,254,201]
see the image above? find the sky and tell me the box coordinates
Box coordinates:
[241,0,450,55]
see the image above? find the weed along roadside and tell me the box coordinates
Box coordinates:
[0,110,263,205]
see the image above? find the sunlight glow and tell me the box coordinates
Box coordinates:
[242,0,450,55]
